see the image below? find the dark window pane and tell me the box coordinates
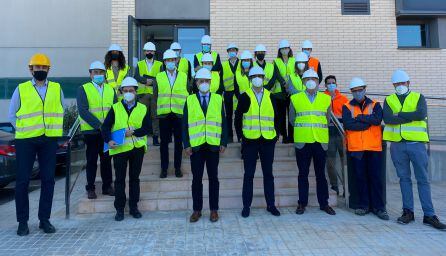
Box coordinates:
[397,25,425,47]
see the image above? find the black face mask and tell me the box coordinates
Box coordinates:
[111,53,120,60]
[256,54,265,61]
[33,70,48,81]
[145,53,154,59]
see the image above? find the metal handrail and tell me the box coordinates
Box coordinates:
[65,117,81,219]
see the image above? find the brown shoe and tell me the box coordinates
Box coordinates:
[210,210,219,222]
[87,190,97,199]
[320,205,336,215]
[189,211,202,223]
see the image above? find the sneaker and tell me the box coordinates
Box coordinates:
[175,169,183,178]
[241,207,250,218]
[397,209,414,225]
[17,222,29,236]
[160,170,167,179]
[87,190,97,199]
[39,220,56,234]
[374,209,389,221]
[423,215,446,231]
[129,208,142,219]
[267,206,281,216]
[115,211,124,221]
[355,208,368,216]
[321,205,336,215]
[295,204,306,215]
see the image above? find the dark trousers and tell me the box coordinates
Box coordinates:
[351,151,385,211]
[113,147,145,211]
[274,97,292,141]
[295,143,329,207]
[190,147,220,211]
[83,133,112,191]
[242,139,276,208]
[15,136,58,223]
[223,91,234,140]
[159,114,183,171]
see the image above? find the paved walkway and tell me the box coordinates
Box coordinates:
[0,172,445,256]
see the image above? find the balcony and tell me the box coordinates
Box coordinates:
[396,0,446,17]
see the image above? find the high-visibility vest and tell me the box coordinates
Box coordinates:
[15,81,64,139]
[254,62,274,86]
[210,71,221,93]
[273,57,295,93]
[106,64,130,90]
[136,59,163,95]
[235,69,250,94]
[291,92,330,144]
[289,72,305,93]
[383,92,429,142]
[156,71,189,115]
[109,102,147,156]
[195,51,218,66]
[80,82,115,132]
[242,89,276,140]
[344,101,382,152]
[178,57,190,76]
[308,57,319,73]
[187,94,223,147]
[222,60,239,91]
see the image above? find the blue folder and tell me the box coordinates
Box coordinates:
[103,128,126,152]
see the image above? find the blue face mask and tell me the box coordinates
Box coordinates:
[202,45,211,53]
[166,61,176,71]
[303,50,311,57]
[203,64,213,71]
[352,89,366,102]
[228,51,237,58]
[327,83,337,92]
[242,61,251,69]
[93,75,105,84]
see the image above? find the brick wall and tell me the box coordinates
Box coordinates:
[111,0,135,58]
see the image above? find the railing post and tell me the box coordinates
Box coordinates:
[65,140,72,219]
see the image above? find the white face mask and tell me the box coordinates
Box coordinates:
[305,80,317,90]
[123,92,135,102]
[395,85,409,95]
[251,77,264,88]
[297,63,306,71]
[198,82,210,93]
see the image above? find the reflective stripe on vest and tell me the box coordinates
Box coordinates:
[273,57,295,93]
[15,81,64,139]
[187,94,223,147]
[222,60,239,91]
[156,71,189,115]
[210,71,221,93]
[242,89,276,139]
[383,92,429,142]
[80,82,115,131]
[109,102,148,155]
[106,65,130,90]
[291,92,330,144]
[137,60,162,95]
[195,51,218,66]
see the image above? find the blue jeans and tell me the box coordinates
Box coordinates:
[390,142,435,217]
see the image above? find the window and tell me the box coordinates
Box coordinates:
[341,0,370,15]
[397,24,427,48]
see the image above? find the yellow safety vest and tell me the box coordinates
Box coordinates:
[187,93,223,147]
[222,60,239,91]
[210,71,221,93]
[235,69,250,94]
[254,62,274,86]
[242,89,276,140]
[156,71,189,115]
[80,82,115,132]
[136,59,162,95]
[106,64,130,90]
[195,51,218,66]
[289,72,305,93]
[109,102,147,156]
[15,81,64,139]
[291,91,330,144]
[178,57,190,76]
[273,57,295,94]
[383,92,429,142]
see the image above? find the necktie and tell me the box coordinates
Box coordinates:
[201,95,208,113]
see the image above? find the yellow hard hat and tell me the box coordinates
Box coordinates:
[29,53,51,67]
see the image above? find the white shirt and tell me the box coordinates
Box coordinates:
[167,70,177,88]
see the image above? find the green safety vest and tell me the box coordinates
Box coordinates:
[242,89,276,139]
[222,60,239,91]
[15,81,64,139]
[195,51,218,66]
[291,91,330,144]
[187,93,223,147]
[289,72,305,93]
[254,62,274,86]
[383,92,429,142]
[178,57,190,76]
[156,71,189,115]
[210,71,221,93]
[80,82,115,132]
[106,64,130,90]
[109,102,148,156]
[136,59,162,95]
[273,57,295,94]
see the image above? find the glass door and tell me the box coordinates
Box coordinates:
[175,26,208,76]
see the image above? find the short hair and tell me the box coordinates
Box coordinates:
[324,75,337,84]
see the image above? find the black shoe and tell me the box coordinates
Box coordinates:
[241,207,250,218]
[102,186,115,196]
[160,170,167,179]
[423,215,446,231]
[87,190,97,199]
[331,185,339,195]
[115,211,124,221]
[397,209,415,225]
[374,209,389,221]
[175,169,183,178]
[129,208,142,219]
[153,136,160,146]
[321,205,336,215]
[295,204,306,215]
[39,220,56,233]
[267,206,281,216]
[17,222,29,236]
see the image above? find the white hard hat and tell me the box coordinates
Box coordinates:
[227,43,238,50]
[195,68,212,80]
[163,49,177,60]
[392,69,410,83]
[143,42,156,51]
[349,77,367,90]
[201,35,212,44]
[301,40,313,49]
[121,77,138,88]
[302,69,318,79]
[201,53,214,63]
[248,66,265,77]
[295,52,309,62]
[240,50,253,60]
[108,44,123,52]
[170,42,181,50]
[89,61,105,71]
[278,39,290,49]
[254,44,267,52]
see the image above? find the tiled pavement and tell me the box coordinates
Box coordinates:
[0,172,445,256]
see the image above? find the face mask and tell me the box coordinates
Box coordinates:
[111,53,120,60]
[198,82,210,92]
[33,70,48,81]
[242,61,251,69]
[146,53,154,59]
[123,92,135,102]
[352,90,366,102]
[305,80,317,90]
[303,50,311,58]
[203,65,213,71]
[251,77,264,88]
[228,51,237,58]
[327,83,337,92]
[166,61,176,71]
[174,51,181,57]
[280,48,290,56]
[256,54,265,61]
[395,85,409,95]
[202,45,211,53]
[297,63,306,71]
[93,75,105,84]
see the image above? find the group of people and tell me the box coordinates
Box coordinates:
[9,35,445,237]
